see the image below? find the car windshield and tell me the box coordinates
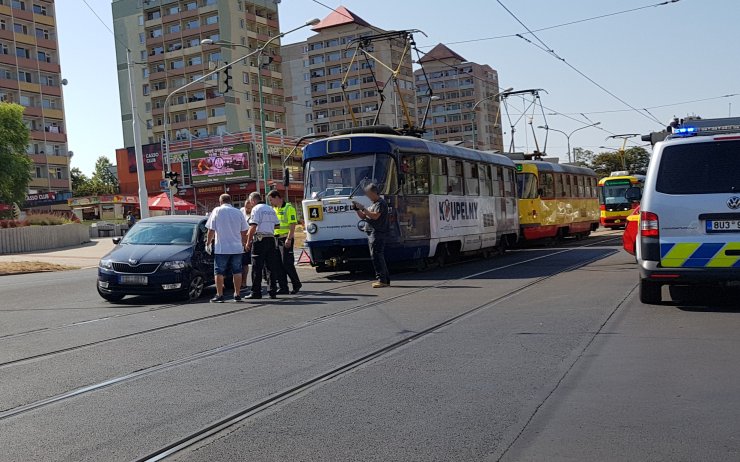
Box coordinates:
[121,222,197,245]
[305,154,397,198]
[657,141,740,194]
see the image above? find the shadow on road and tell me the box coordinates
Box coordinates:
[671,286,740,313]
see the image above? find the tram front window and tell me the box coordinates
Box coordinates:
[516,173,538,199]
[305,154,397,199]
[600,180,634,205]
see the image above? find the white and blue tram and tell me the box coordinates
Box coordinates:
[301,129,520,272]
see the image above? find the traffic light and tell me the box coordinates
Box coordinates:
[222,65,233,94]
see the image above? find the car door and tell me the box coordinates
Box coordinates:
[195,221,215,279]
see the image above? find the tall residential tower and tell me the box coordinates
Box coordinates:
[284,6,416,137]
[415,43,503,152]
[0,0,70,196]
[112,0,286,148]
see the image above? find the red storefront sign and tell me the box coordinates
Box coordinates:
[127,143,163,173]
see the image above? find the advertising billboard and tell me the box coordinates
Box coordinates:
[127,143,163,173]
[189,143,252,185]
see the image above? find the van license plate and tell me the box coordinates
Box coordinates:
[119,275,148,285]
[706,220,740,233]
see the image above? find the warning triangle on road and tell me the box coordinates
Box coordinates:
[297,249,311,265]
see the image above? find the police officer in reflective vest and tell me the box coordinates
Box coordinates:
[245,192,280,299]
[268,189,302,294]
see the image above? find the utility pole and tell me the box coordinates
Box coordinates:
[127,49,149,218]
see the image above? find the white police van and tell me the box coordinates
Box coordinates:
[632,118,740,304]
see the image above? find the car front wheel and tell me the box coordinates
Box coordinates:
[97,286,125,302]
[185,273,206,301]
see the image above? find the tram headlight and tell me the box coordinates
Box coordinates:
[357,220,368,232]
[307,223,318,234]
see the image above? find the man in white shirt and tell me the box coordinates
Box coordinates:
[245,191,281,300]
[205,194,249,303]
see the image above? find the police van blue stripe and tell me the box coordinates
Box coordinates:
[688,243,724,260]
[660,243,675,258]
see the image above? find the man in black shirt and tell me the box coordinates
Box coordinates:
[353,183,390,288]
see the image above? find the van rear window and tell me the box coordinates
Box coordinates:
[656,141,740,194]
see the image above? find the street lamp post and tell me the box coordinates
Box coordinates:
[537,122,601,163]
[160,18,319,204]
[471,87,513,150]
[126,49,150,218]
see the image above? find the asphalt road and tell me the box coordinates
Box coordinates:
[1,232,738,461]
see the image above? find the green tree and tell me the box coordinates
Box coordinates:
[0,103,31,206]
[589,147,651,177]
[70,167,90,196]
[571,147,595,168]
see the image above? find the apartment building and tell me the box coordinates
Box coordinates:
[0,0,71,196]
[415,43,504,152]
[112,0,286,149]
[281,41,311,137]
[285,6,416,137]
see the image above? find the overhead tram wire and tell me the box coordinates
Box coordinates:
[495,0,668,128]
[309,0,644,147]
[548,93,740,116]
[418,0,681,48]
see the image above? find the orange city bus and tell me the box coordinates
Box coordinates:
[597,173,645,229]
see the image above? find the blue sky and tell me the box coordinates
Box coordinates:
[61,0,739,174]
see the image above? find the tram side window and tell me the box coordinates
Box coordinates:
[554,173,564,198]
[578,176,585,197]
[503,168,515,197]
[448,160,464,195]
[495,167,504,197]
[541,173,555,198]
[479,165,493,196]
[430,157,448,195]
[464,162,479,196]
[562,174,571,197]
[401,155,429,195]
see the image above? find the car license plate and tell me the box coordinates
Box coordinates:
[119,275,148,285]
[706,220,740,233]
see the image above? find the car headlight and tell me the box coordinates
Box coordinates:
[307,223,318,234]
[99,259,113,269]
[161,260,187,270]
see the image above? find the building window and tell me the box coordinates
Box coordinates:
[184,2,197,11]
[12,1,26,11]
[242,72,249,84]
[146,10,161,21]
[188,55,202,66]
[192,109,206,120]
[18,70,32,83]
[142,84,150,96]
[169,23,182,34]
[138,15,144,26]
[35,166,42,178]
[167,5,180,15]
[13,23,28,34]
[35,28,50,40]
[140,50,147,61]
[240,19,245,29]
[0,43,7,55]
[185,19,199,30]
[142,68,149,79]
[210,106,225,117]
[139,32,145,44]
[204,15,218,26]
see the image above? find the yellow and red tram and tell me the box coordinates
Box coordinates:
[515,161,600,241]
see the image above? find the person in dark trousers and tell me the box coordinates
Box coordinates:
[353,183,390,288]
[268,190,302,295]
[239,201,254,293]
[245,192,281,300]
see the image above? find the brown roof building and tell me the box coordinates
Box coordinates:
[415,43,504,152]
[284,6,416,136]
[0,0,71,197]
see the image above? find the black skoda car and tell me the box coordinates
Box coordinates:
[97,215,215,302]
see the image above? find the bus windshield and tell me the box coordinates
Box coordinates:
[305,154,397,198]
[600,179,635,205]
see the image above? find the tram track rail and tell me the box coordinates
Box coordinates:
[132,244,619,462]
[0,234,619,370]
[0,235,620,423]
